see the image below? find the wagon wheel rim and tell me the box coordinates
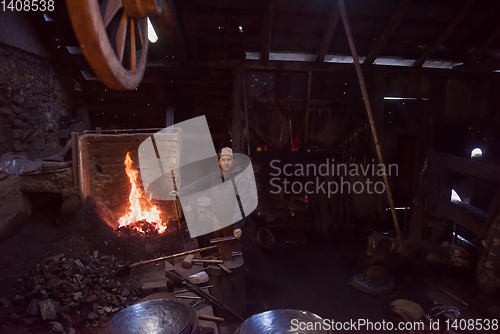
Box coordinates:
[66,0,162,90]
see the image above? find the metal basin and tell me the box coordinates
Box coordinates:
[236,309,329,334]
[109,299,193,334]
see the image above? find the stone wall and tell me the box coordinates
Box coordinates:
[0,44,74,160]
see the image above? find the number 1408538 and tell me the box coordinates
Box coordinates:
[1,0,54,12]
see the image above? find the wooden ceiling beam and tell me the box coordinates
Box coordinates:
[454,58,500,73]
[194,59,499,78]
[412,0,475,67]
[465,26,500,65]
[261,0,274,61]
[363,0,411,65]
[315,1,340,62]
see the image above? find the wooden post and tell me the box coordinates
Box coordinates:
[241,68,251,155]
[337,0,403,252]
[370,73,386,154]
[231,68,243,152]
[304,71,312,148]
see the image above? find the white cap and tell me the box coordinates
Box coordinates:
[220,147,233,157]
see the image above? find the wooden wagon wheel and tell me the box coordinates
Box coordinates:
[66,0,163,90]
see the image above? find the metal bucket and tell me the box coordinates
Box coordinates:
[109,299,197,334]
[235,309,330,334]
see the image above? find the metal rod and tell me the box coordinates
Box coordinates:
[337,0,403,253]
[176,295,202,299]
[129,245,218,267]
[171,170,187,251]
[176,277,244,321]
[425,279,470,308]
[173,285,213,294]
[189,299,204,308]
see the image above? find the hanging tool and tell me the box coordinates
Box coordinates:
[278,109,287,145]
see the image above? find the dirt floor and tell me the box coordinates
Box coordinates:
[0,204,499,333]
[0,197,195,334]
[240,236,500,334]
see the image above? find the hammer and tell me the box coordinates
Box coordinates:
[210,236,236,260]
[114,237,237,277]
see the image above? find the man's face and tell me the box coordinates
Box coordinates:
[219,156,234,172]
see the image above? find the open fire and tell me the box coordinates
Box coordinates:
[117,152,167,234]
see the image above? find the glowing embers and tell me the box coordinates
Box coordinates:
[117,152,166,234]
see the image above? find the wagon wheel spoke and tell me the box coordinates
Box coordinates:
[130,18,136,70]
[101,0,123,28]
[137,19,145,49]
[116,11,128,63]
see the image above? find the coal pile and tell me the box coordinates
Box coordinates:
[1,252,140,333]
[116,221,164,236]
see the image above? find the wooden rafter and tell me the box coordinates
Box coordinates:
[412,0,475,68]
[315,2,340,62]
[465,26,500,65]
[176,0,198,59]
[156,0,186,57]
[363,0,411,65]
[261,0,274,61]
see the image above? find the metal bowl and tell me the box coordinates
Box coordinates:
[187,303,200,334]
[236,309,329,334]
[109,299,193,334]
[135,292,199,334]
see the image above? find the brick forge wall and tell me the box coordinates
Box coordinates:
[0,44,74,161]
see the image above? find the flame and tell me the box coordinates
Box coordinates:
[118,152,167,234]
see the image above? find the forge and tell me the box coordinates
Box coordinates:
[76,129,182,239]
